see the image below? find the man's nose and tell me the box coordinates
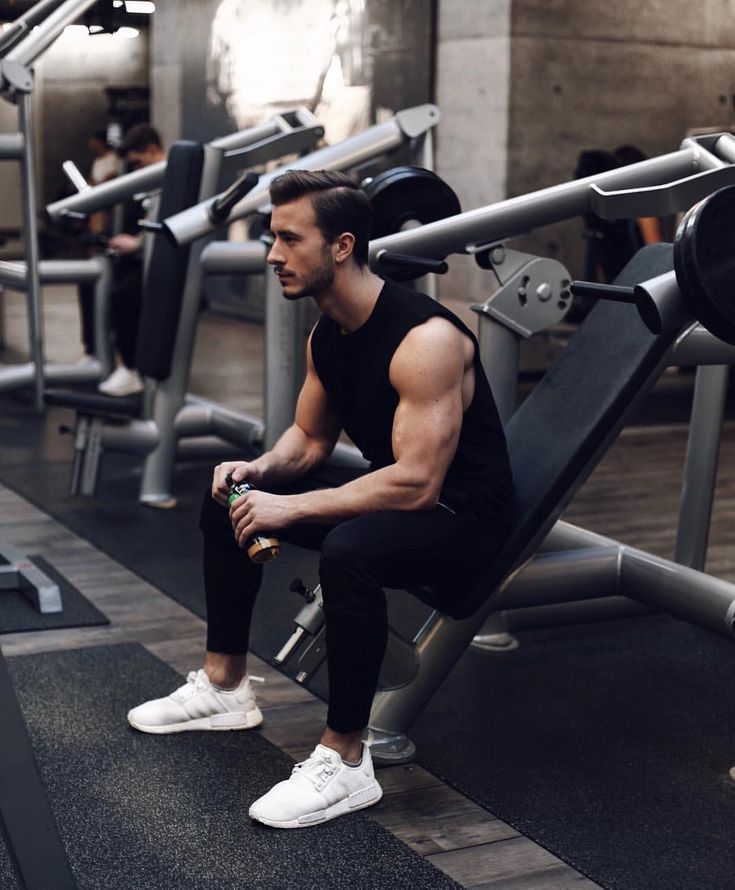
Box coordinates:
[266,242,282,265]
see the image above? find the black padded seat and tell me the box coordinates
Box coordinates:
[422,243,678,619]
[44,389,142,418]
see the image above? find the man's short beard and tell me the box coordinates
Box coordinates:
[285,244,335,300]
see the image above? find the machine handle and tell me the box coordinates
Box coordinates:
[208,171,260,225]
[374,249,448,278]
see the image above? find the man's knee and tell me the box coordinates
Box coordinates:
[319,525,384,613]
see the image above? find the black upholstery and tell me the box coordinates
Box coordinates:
[43,389,142,417]
[428,243,678,619]
[135,140,204,381]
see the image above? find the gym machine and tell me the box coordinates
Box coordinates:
[271,133,735,763]
[44,108,332,492]
[0,0,111,413]
[51,105,440,505]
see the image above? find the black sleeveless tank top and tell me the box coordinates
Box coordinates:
[310,279,514,525]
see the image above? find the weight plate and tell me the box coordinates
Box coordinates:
[365,166,461,239]
[674,184,735,346]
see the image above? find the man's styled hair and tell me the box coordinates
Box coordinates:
[120,123,162,156]
[269,169,373,267]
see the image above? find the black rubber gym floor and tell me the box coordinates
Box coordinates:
[5,643,460,890]
[5,391,735,888]
[409,615,735,890]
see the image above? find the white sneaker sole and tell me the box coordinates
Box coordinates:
[128,706,263,734]
[249,782,383,829]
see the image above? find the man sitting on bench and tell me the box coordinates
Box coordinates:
[127,169,514,829]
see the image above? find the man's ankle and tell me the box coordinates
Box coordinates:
[204,653,248,690]
[320,727,364,764]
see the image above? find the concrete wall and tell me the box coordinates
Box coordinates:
[434,0,512,306]
[38,28,149,207]
[506,0,735,278]
[433,0,735,305]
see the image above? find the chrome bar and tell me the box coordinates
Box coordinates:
[4,0,97,68]
[367,148,705,264]
[0,0,68,57]
[17,91,44,411]
[200,241,266,275]
[163,105,441,246]
[672,325,735,365]
[0,133,24,159]
[46,112,324,224]
[674,364,729,570]
[713,133,735,165]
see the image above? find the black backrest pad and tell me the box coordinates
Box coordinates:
[135,141,205,381]
[445,243,678,619]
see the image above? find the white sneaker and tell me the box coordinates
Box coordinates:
[98,365,144,396]
[248,742,383,829]
[73,354,98,369]
[127,669,263,734]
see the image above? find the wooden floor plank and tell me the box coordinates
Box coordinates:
[370,783,520,854]
[428,837,601,889]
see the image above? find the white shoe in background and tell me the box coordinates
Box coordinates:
[98,365,144,396]
[127,669,263,734]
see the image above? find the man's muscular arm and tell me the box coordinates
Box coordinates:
[230,317,471,546]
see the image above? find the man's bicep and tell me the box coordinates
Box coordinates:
[293,341,341,447]
[390,322,466,468]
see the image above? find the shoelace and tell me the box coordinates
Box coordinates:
[292,751,339,789]
[170,670,208,701]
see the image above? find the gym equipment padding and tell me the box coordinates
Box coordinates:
[135,141,204,382]
[418,242,676,619]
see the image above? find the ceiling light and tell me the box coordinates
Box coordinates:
[112,1,124,7]
[88,24,104,33]
[114,26,139,38]
[125,1,155,12]
[63,24,89,37]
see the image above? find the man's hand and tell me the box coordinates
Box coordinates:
[211,460,263,506]
[107,233,142,255]
[229,489,296,548]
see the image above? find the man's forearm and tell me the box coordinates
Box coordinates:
[289,463,438,524]
[253,423,332,486]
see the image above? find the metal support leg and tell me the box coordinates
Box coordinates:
[263,262,306,449]
[17,91,44,412]
[79,415,104,497]
[470,317,521,649]
[675,363,729,570]
[91,254,113,374]
[476,314,520,427]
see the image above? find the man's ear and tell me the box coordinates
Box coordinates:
[334,231,356,264]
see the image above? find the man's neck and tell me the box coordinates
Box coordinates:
[315,268,384,334]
